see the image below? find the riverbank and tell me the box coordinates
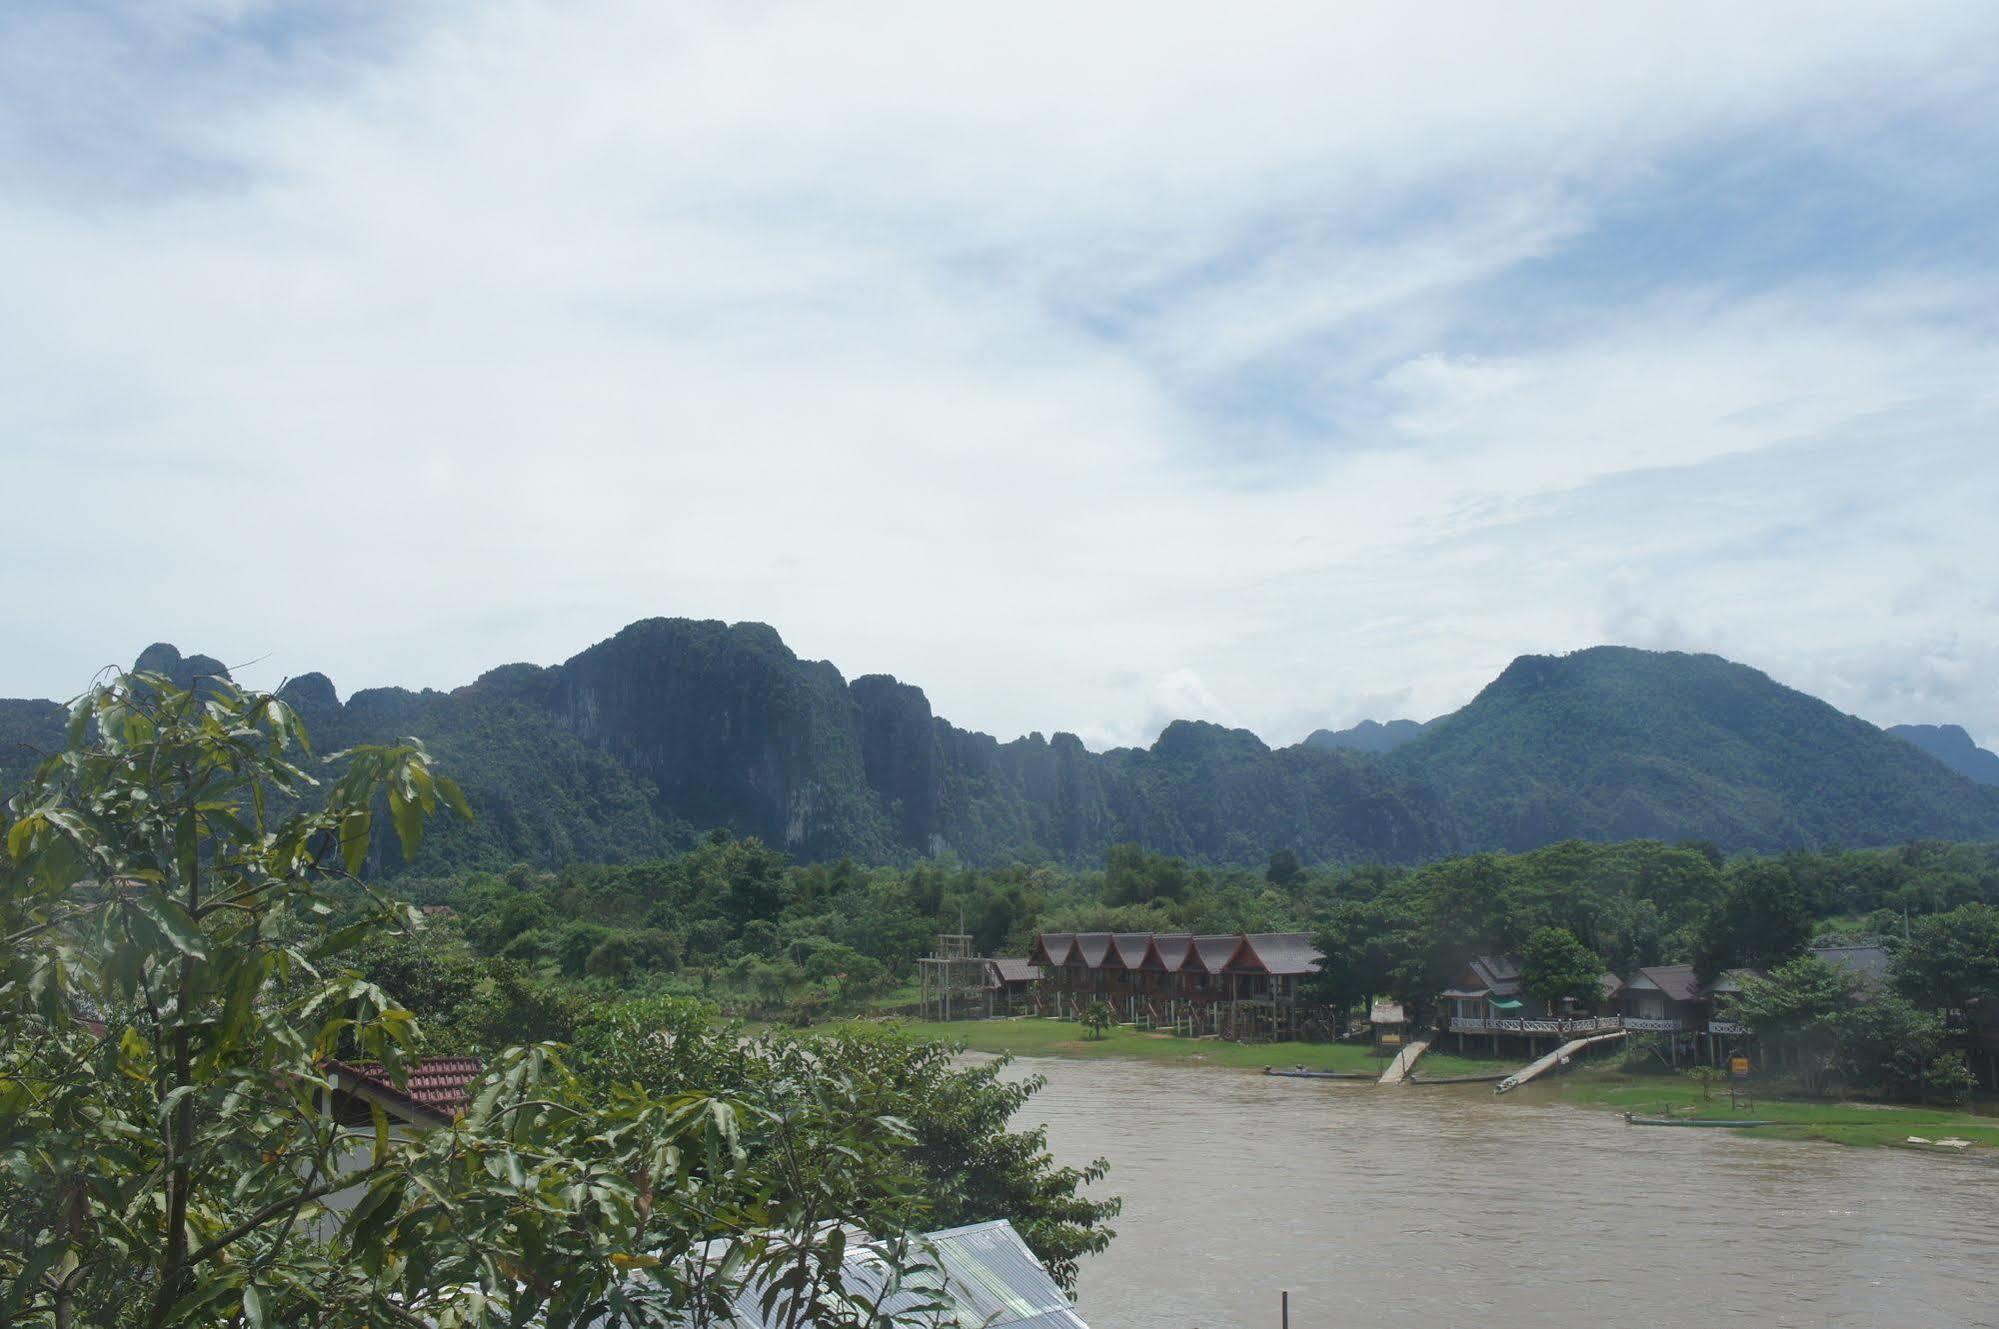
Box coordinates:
[871,1015,1521,1078]
[866,1016,1995,1153]
[885,1015,1388,1071]
[1528,1067,1999,1152]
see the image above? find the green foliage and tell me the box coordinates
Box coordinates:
[1265,848,1304,887]
[1893,903,1999,1012]
[1079,1000,1114,1041]
[1727,956,1974,1101]
[1520,926,1605,1008]
[1682,1065,1725,1100]
[1696,858,1819,976]
[0,671,961,1326]
[564,1003,1119,1288]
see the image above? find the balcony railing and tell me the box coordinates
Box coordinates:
[1706,1020,1747,1035]
[1622,1017,1689,1032]
[1447,1015,1622,1035]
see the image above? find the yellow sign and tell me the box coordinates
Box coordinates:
[1729,1056,1751,1075]
[1379,1033,1403,1047]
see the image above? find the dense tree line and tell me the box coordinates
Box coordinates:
[387,825,1999,1065]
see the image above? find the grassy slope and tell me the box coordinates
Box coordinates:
[880,1017,1387,1073]
[1531,1068,1999,1151]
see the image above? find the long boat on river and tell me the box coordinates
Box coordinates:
[1263,1066,1378,1080]
[1623,1113,1771,1128]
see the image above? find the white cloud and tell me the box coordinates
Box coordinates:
[2,0,1996,755]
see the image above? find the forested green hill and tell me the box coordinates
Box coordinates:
[5,627,1997,874]
[1387,647,1999,851]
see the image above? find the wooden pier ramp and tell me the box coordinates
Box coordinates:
[1494,1030,1626,1094]
[1376,1033,1434,1085]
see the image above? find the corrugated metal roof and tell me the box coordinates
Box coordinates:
[1228,933,1324,976]
[1032,934,1077,967]
[1191,935,1239,974]
[992,958,1042,984]
[648,1220,1086,1329]
[1810,945,1892,996]
[1468,955,1524,998]
[1635,964,1701,1003]
[1110,933,1152,968]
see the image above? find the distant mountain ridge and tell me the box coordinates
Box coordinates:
[3,627,1997,873]
[1887,724,1999,787]
[1303,717,1439,754]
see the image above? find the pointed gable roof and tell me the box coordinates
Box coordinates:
[1074,933,1114,969]
[1110,933,1152,968]
[1191,935,1239,974]
[1142,934,1195,971]
[1226,933,1324,976]
[1443,955,1523,1000]
[1631,964,1701,1003]
[1031,933,1078,967]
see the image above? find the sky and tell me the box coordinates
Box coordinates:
[3,0,1996,752]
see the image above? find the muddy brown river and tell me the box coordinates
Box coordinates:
[1002,1058,1999,1329]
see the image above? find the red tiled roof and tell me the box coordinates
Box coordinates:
[326,1057,481,1124]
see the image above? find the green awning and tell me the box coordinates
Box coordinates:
[1488,998,1523,1010]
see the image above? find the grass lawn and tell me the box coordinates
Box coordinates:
[1411,1046,1518,1078]
[863,981,920,1012]
[868,1016,1389,1074]
[1533,1067,1999,1153]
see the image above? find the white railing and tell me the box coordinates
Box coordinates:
[1448,1016,1622,1035]
[1623,1017,1688,1032]
[1707,1021,1747,1035]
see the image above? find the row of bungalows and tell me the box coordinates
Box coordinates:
[1027,932,1324,1041]
[1442,944,1894,1065]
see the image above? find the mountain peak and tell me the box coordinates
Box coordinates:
[132,643,232,692]
[1888,723,1999,787]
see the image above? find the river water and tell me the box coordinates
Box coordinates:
[1002,1058,1999,1329]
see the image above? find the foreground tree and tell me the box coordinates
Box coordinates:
[0,671,940,1327]
[569,1003,1119,1290]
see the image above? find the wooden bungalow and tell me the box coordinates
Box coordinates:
[1618,964,1702,1031]
[1028,929,1324,1038]
[1442,955,1622,1052]
[987,957,1042,1014]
